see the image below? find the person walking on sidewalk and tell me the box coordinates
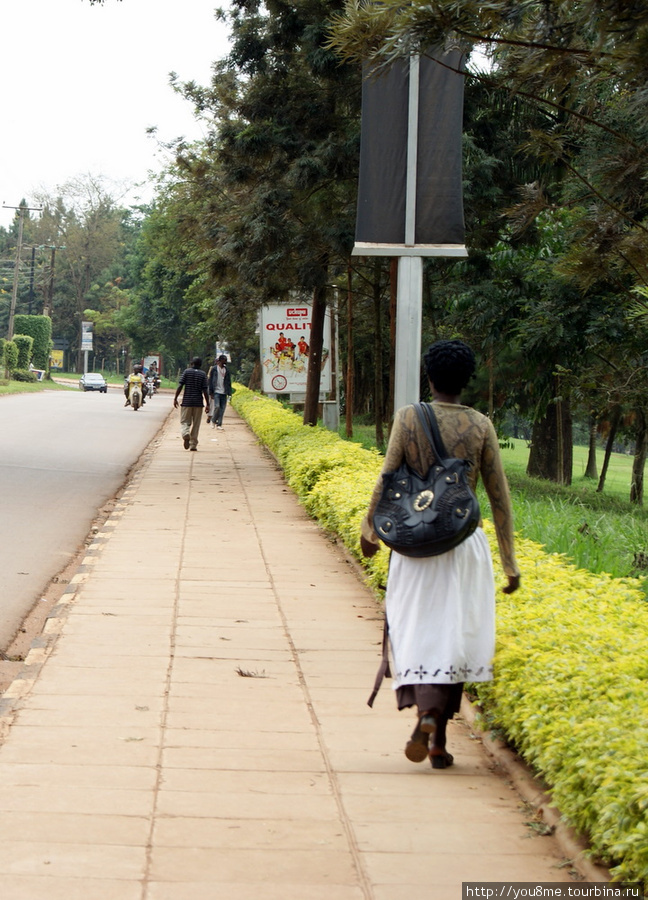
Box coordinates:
[360,340,520,770]
[207,354,232,430]
[174,357,210,451]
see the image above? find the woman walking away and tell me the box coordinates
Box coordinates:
[360,340,520,769]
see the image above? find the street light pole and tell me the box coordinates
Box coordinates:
[394,55,423,411]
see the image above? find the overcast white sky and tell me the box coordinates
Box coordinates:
[0,0,232,229]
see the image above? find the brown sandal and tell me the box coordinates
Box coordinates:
[418,714,437,734]
[404,720,430,763]
[429,748,454,769]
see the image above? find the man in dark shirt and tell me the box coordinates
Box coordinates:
[207,354,233,430]
[173,357,210,451]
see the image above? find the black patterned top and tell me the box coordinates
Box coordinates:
[361,402,520,578]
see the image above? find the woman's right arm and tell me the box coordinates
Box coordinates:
[360,407,410,550]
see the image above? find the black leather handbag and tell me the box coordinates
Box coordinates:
[372,403,480,557]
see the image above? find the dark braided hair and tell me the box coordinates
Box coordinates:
[423,340,476,395]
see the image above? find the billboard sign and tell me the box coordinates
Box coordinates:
[50,349,64,369]
[260,303,331,394]
[142,355,162,375]
[353,47,467,257]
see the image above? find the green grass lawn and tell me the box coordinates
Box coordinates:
[0,378,72,395]
[52,370,177,389]
[498,439,648,585]
[339,425,648,587]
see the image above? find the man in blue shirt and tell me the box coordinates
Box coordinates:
[173,357,210,451]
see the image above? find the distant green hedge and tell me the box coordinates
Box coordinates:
[11,368,38,383]
[13,314,52,370]
[232,384,648,883]
[3,340,18,372]
[13,334,34,370]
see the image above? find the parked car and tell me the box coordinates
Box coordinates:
[79,373,108,393]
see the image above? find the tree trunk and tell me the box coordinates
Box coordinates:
[303,279,327,426]
[373,259,384,447]
[630,408,647,505]
[527,395,573,484]
[596,404,622,493]
[584,415,598,479]
[487,348,494,419]
[555,378,565,485]
[248,359,262,392]
[345,265,354,439]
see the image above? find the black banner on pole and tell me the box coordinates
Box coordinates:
[354,47,466,256]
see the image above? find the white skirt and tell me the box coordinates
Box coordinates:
[385,528,495,688]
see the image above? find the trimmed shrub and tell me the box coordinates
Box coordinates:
[11,369,38,383]
[475,530,648,883]
[232,383,648,883]
[3,340,19,373]
[13,334,34,370]
[13,314,52,370]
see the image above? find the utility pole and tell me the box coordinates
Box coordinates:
[43,245,65,317]
[28,247,36,314]
[3,202,43,339]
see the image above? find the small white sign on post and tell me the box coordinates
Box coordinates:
[260,303,331,394]
[81,321,93,352]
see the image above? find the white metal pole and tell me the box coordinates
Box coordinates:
[394,54,424,410]
[394,256,423,410]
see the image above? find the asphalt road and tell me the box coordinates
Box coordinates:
[0,385,172,649]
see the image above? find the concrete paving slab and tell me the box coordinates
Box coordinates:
[0,876,143,900]
[147,846,358,884]
[0,810,150,845]
[161,729,320,753]
[168,656,297,682]
[155,787,342,821]
[147,882,366,900]
[152,815,349,850]
[27,669,168,696]
[0,762,156,791]
[363,851,574,884]
[0,784,153,816]
[161,768,332,795]
[162,746,327,772]
[0,841,145,879]
[0,725,161,766]
[13,701,163,730]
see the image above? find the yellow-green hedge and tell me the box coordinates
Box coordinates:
[232,385,648,882]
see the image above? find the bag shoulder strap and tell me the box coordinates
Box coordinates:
[414,402,449,462]
[367,616,391,707]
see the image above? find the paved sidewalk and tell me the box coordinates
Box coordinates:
[0,406,587,899]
